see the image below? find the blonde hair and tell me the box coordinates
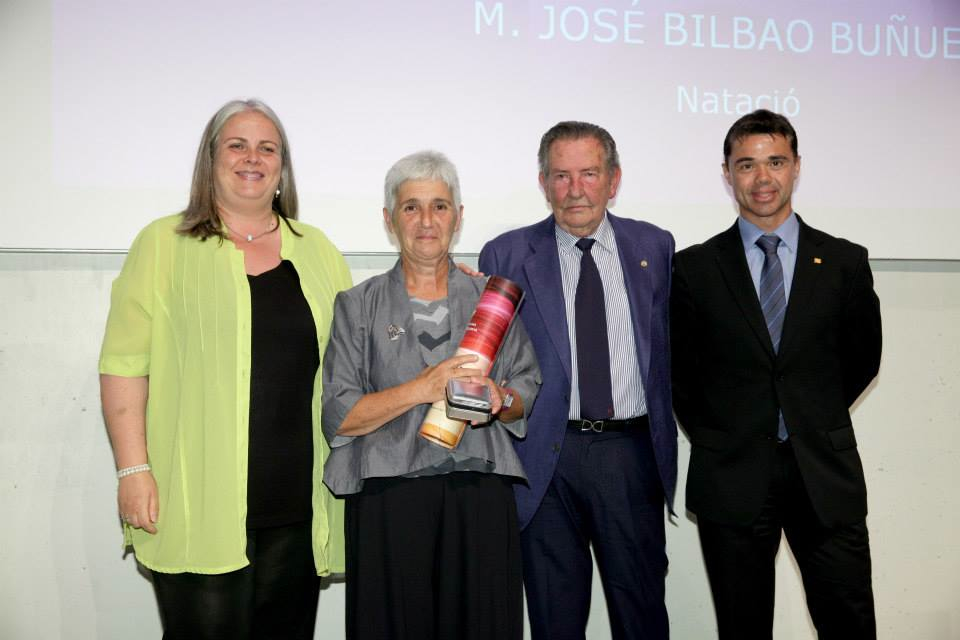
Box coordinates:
[177,99,300,240]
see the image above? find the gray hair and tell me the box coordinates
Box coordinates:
[537,121,620,177]
[383,150,462,217]
[178,98,300,240]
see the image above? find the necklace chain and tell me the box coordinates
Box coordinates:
[221,215,278,242]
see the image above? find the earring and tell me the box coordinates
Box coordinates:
[275,187,281,198]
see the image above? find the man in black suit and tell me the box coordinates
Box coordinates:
[671,109,881,639]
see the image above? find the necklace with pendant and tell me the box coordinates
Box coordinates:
[222,215,278,242]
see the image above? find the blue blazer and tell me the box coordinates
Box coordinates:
[480,213,677,529]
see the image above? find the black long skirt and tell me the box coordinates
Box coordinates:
[345,472,522,640]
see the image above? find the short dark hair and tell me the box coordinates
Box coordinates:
[723,109,798,163]
[538,121,620,176]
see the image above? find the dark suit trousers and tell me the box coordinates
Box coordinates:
[521,424,668,640]
[697,441,876,640]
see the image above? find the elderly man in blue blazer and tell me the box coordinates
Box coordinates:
[479,121,676,640]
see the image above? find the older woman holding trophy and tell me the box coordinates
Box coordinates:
[321,151,540,640]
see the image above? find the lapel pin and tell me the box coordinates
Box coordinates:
[813,257,822,264]
[386,324,406,341]
[640,259,648,268]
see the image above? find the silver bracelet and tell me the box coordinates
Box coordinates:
[117,463,151,479]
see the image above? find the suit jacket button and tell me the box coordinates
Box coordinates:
[552,444,561,453]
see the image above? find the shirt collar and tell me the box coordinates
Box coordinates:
[555,211,614,254]
[738,212,799,254]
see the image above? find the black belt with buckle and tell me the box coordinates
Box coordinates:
[567,415,649,433]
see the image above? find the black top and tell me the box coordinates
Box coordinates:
[246,260,318,528]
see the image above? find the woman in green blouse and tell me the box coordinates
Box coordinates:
[99,99,350,639]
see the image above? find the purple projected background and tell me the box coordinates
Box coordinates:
[45,0,960,257]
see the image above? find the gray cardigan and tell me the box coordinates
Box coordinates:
[321,259,542,496]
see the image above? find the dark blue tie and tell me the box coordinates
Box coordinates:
[756,234,789,440]
[575,238,614,419]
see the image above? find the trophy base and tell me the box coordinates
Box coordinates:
[419,421,465,450]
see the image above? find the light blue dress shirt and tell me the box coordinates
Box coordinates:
[738,212,799,440]
[738,212,800,302]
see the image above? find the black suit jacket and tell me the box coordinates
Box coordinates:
[670,217,881,527]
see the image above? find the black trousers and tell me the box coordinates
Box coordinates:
[151,521,320,640]
[697,441,876,640]
[522,425,669,640]
[345,472,522,640]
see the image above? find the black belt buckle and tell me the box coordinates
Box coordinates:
[579,419,606,433]
[568,416,648,433]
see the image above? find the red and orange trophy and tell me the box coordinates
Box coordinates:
[419,275,524,449]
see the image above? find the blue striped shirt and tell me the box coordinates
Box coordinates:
[556,214,647,420]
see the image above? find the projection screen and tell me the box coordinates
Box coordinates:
[2,0,959,258]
